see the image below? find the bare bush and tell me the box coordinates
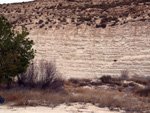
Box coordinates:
[120,69,129,80]
[17,60,64,91]
[17,63,38,88]
[38,60,56,88]
[37,60,64,90]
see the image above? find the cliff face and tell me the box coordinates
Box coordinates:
[30,21,150,78]
[0,0,150,78]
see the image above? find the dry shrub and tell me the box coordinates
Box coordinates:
[17,60,64,91]
[67,78,102,87]
[130,78,148,85]
[130,75,150,85]
[120,69,129,80]
[17,63,37,88]
[122,83,129,88]
[100,75,121,86]
[67,78,89,87]
[68,78,80,84]
[65,81,80,87]
[135,89,150,97]
[37,60,64,90]
[135,85,150,97]
[100,75,112,84]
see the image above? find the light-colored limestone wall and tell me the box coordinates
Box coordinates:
[29,21,150,79]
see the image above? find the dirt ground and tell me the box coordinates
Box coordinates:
[0,103,125,113]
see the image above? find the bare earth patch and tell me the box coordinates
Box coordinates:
[0,103,124,113]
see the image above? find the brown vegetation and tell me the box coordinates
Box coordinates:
[1,83,150,112]
[17,60,64,91]
[1,72,150,112]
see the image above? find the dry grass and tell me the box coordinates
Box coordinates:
[1,86,150,112]
[1,74,150,112]
[67,87,150,112]
[0,88,68,107]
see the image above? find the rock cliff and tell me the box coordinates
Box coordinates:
[0,0,150,78]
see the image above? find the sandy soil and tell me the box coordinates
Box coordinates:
[0,103,125,113]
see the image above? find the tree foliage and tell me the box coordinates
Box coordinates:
[0,16,35,83]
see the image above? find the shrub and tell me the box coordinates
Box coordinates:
[127,75,150,89]
[120,69,129,80]
[95,16,119,28]
[67,0,75,2]
[100,75,112,84]
[39,24,45,28]
[68,78,79,84]
[45,21,49,24]
[78,16,92,22]
[38,60,64,90]
[130,78,148,85]
[38,20,43,24]
[17,63,37,88]
[101,16,119,24]
[96,24,106,28]
[17,60,64,91]
[135,86,150,97]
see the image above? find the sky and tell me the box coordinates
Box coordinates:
[0,0,35,4]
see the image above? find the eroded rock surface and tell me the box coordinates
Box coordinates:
[0,0,150,78]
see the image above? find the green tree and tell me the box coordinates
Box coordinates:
[0,16,35,87]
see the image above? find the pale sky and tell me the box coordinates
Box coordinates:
[0,0,35,4]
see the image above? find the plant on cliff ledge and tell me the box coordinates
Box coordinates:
[0,16,35,87]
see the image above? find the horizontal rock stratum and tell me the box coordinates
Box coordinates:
[30,21,150,78]
[0,0,150,78]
